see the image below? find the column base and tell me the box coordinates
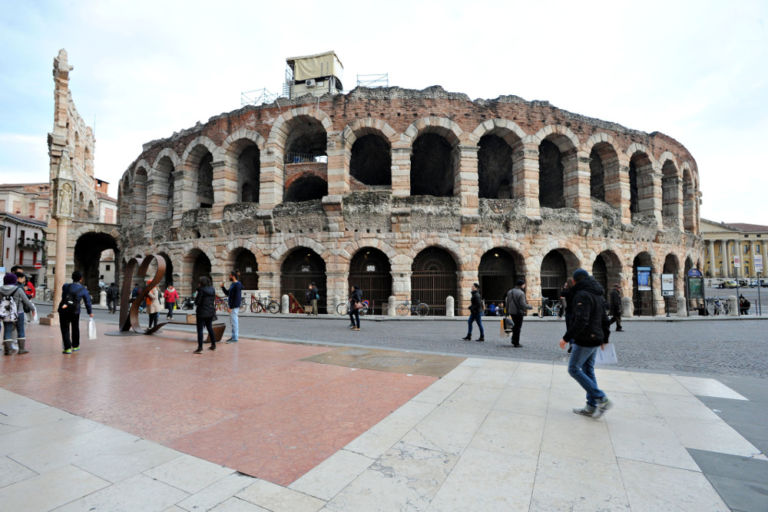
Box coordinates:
[40,313,59,326]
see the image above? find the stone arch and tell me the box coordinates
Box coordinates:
[628,148,655,218]
[339,238,399,264]
[348,130,392,187]
[271,237,330,267]
[228,247,259,290]
[182,248,213,297]
[473,120,525,200]
[266,107,333,154]
[540,248,581,300]
[661,159,681,229]
[632,251,655,316]
[478,247,525,304]
[681,163,696,232]
[181,136,218,210]
[218,130,266,204]
[533,126,580,209]
[280,246,327,313]
[592,249,623,293]
[411,246,459,315]
[149,154,177,221]
[348,247,393,314]
[405,118,463,198]
[585,135,620,208]
[407,237,467,269]
[74,231,120,298]
[150,149,181,179]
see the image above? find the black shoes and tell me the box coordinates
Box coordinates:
[193,348,202,354]
[209,345,216,351]
[461,336,471,341]
[475,336,484,342]
[513,343,522,348]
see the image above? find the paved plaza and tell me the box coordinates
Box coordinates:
[0,313,766,511]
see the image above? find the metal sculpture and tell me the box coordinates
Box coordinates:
[119,254,166,333]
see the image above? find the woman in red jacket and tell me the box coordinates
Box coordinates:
[163,284,179,319]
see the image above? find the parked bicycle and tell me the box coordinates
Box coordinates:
[248,294,281,314]
[396,299,429,316]
[336,299,369,316]
[539,298,562,317]
[214,295,228,312]
[706,297,730,316]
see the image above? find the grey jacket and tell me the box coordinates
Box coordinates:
[505,287,531,316]
[0,284,35,315]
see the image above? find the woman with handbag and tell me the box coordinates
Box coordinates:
[146,285,161,329]
[348,285,363,331]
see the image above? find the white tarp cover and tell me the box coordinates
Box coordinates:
[287,51,343,81]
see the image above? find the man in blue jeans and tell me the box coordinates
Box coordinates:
[559,269,613,418]
[462,283,484,342]
[221,270,243,343]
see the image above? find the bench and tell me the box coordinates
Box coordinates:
[145,313,226,342]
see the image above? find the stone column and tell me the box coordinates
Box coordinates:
[391,268,411,311]
[325,271,347,315]
[652,267,665,316]
[259,145,282,209]
[456,145,479,217]
[211,159,237,221]
[42,218,69,326]
[723,239,730,278]
[571,151,592,222]
[707,241,715,278]
[735,240,742,278]
[326,131,347,197]
[174,169,195,223]
[615,161,632,225]
[457,269,478,315]
[391,145,410,198]
[514,143,541,219]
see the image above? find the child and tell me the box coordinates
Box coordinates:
[0,273,36,355]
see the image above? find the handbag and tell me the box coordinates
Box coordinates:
[353,302,364,310]
[503,316,514,333]
[595,343,617,365]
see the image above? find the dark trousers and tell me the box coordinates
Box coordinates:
[349,307,360,328]
[166,302,175,318]
[608,315,622,331]
[466,311,484,337]
[196,316,216,350]
[107,298,116,313]
[59,313,80,350]
[510,314,524,346]
[148,312,158,329]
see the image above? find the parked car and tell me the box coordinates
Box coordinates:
[761,279,768,288]
[721,280,739,289]
[749,279,759,287]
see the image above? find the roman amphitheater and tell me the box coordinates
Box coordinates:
[118,69,702,316]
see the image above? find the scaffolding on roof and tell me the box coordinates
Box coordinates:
[240,88,287,107]
[356,73,389,88]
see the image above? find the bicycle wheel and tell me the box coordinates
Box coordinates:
[267,300,280,314]
[336,302,348,315]
[239,302,248,313]
[396,304,409,316]
[251,301,263,313]
[416,303,429,316]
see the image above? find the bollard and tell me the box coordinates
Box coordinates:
[622,296,633,318]
[282,294,289,314]
[388,295,396,316]
[99,290,107,306]
[727,296,738,316]
[446,296,454,317]
[676,295,687,317]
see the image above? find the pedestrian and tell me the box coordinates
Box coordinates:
[106,282,118,314]
[304,282,319,316]
[194,276,217,354]
[57,270,93,355]
[146,285,161,329]
[487,302,498,316]
[561,277,576,328]
[348,285,362,331]
[163,284,178,319]
[559,268,613,418]
[505,279,532,347]
[739,294,750,315]
[1,273,36,355]
[221,270,243,343]
[18,273,35,300]
[130,284,139,306]
[608,283,624,331]
[462,282,485,342]
[13,271,34,350]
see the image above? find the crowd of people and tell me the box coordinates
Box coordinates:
[1,266,37,355]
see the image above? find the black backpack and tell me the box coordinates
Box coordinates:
[57,285,78,316]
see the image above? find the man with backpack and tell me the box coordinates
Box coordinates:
[58,270,93,354]
[559,269,613,419]
[1,272,36,355]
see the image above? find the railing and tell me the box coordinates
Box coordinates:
[17,237,45,251]
[284,152,328,164]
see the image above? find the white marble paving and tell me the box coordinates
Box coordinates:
[0,357,757,511]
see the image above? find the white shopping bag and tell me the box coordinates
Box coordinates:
[88,318,97,340]
[595,343,617,365]
[31,308,39,324]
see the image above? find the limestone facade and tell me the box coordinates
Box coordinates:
[118,86,702,316]
[700,219,767,280]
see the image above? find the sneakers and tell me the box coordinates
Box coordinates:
[352,327,360,331]
[573,404,596,416]
[592,397,613,418]
[72,347,80,352]
[62,348,72,354]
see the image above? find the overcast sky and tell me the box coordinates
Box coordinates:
[1,0,766,224]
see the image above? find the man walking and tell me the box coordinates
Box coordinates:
[505,279,532,347]
[559,269,612,418]
[58,271,93,354]
[608,283,623,331]
[106,282,118,314]
[221,270,243,343]
[462,283,485,342]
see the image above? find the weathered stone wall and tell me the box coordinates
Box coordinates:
[118,86,703,314]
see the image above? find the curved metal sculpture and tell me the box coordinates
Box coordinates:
[119,254,166,333]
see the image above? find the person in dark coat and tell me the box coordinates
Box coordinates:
[106,283,119,314]
[348,285,362,330]
[193,276,217,354]
[57,271,93,354]
[462,283,485,342]
[505,279,532,347]
[608,284,623,331]
[221,270,243,343]
[559,269,613,418]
